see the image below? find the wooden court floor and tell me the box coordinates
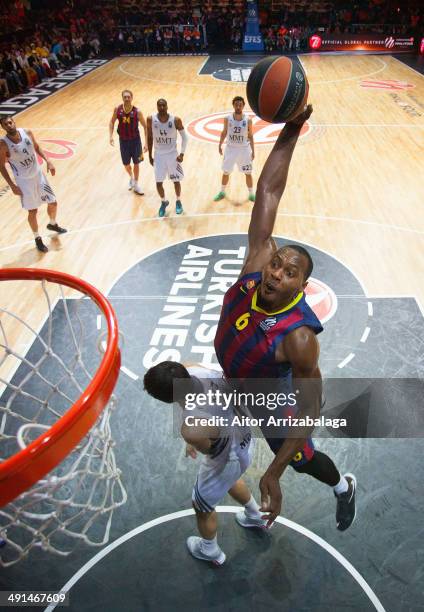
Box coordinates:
[0,53,423,376]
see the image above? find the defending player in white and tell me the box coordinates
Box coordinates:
[214,96,255,203]
[0,115,67,253]
[147,99,188,218]
[144,361,268,566]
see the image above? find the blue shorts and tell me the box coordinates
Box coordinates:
[265,436,315,467]
[119,137,142,165]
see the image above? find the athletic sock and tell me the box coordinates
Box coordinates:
[200,535,219,555]
[33,232,40,239]
[221,185,226,193]
[334,475,349,495]
[248,187,254,195]
[49,217,56,224]
[244,495,262,518]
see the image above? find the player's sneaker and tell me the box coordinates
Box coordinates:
[213,191,225,202]
[186,536,226,566]
[335,473,357,531]
[158,200,169,218]
[248,193,256,202]
[128,178,134,190]
[175,200,183,215]
[35,237,48,253]
[46,223,67,234]
[133,183,144,195]
[235,511,269,529]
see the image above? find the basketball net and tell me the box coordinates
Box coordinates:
[0,271,127,567]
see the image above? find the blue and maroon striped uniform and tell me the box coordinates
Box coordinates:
[214,271,323,465]
[117,104,140,141]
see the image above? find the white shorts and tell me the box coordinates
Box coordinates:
[18,170,56,210]
[154,151,184,183]
[192,434,255,512]
[222,146,252,175]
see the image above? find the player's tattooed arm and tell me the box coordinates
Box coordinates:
[240,104,313,278]
[147,115,154,165]
[218,117,228,156]
[138,110,148,152]
[28,129,55,175]
[0,141,22,195]
[109,107,118,145]
[175,117,186,162]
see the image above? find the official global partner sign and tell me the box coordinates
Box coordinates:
[308,34,415,53]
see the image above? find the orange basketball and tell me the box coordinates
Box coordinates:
[246,56,309,123]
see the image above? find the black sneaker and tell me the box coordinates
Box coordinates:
[335,473,356,531]
[47,223,67,234]
[35,237,48,253]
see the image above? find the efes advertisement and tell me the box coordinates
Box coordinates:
[309,33,415,53]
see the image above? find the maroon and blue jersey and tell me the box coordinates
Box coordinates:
[214,271,322,466]
[214,271,323,379]
[117,104,140,141]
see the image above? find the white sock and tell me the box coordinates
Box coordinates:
[248,187,254,195]
[334,475,349,495]
[221,184,226,193]
[49,217,55,224]
[201,535,219,555]
[244,495,261,518]
[33,231,40,239]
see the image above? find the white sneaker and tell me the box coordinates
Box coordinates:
[235,511,269,529]
[133,183,144,195]
[186,536,226,566]
[128,178,134,190]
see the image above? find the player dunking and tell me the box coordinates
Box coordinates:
[214,96,255,203]
[147,99,187,217]
[109,90,147,195]
[0,115,67,253]
[214,105,357,530]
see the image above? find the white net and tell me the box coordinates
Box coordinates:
[0,277,127,567]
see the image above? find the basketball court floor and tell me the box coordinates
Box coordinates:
[0,53,423,611]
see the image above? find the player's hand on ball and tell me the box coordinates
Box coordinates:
[288,104,313,126]
[47,161,56,176]
[259,470,282,527]
[185,444,197,459]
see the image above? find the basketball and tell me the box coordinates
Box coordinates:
[246,56,309,123]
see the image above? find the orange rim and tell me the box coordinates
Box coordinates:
[0,268,121,507]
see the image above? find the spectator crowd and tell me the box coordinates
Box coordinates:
[0,0,421,102]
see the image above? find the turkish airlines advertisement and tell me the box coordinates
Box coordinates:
[309,33,415,52]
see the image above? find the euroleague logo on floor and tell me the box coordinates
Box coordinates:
[187,111,321,146]
[37,139,77,164]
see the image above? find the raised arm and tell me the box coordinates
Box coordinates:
[109,107,118,146]
[240,105,312,278]
[218,117,228,156]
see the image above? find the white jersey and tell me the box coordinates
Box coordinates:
[2,128,38,179]
[186,366,251,469]
[226,113,250,148]
[152,113,178,154]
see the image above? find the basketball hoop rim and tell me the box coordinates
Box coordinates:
[0,268,121,507]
